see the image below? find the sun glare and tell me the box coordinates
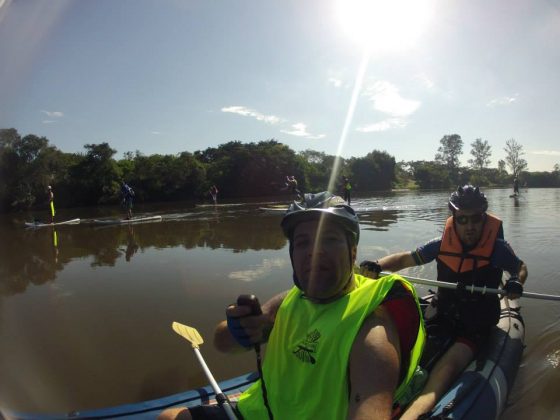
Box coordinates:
[334,0,435,52]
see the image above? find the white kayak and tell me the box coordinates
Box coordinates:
[25,218,81,228]
[92,215,162,225]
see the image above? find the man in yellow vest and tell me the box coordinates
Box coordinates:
[360,185,528,419]
[160,192,425,419]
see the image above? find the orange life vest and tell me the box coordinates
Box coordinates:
[437,213,502,273]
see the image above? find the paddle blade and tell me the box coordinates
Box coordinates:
[172,322,204,348]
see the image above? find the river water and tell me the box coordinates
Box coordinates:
[0,188,559,418]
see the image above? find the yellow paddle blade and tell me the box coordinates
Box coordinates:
[172,322,204,348]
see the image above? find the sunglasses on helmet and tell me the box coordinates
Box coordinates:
[454,214,485,225]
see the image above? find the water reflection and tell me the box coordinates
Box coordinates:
[357,209,398,231]
[124,225,139,262]
[0,209,289,295]
[0,226,61,296]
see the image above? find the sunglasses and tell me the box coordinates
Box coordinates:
[455,214,485,225]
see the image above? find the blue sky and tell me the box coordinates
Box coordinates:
[1,0,559,171]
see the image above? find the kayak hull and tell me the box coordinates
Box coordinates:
[2,373,258,420]
[428,297,524,419]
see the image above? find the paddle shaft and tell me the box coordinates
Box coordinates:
[192,347,237,420]
[390,272,560,301]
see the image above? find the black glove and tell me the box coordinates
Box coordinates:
[360,260,382,276]
[503,277,523,297]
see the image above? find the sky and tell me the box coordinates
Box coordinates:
[1,0,559,172]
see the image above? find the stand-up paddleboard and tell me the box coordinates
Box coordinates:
[509,194,520,198]
[92,215,162,225]
[258,204,287,214]
[196,203,243,208]
[25,218,80,228]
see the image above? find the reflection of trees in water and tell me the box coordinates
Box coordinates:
[0,229,61,296]
[143,215,287,252]
[1,213,287,296]
[357,210,399,231]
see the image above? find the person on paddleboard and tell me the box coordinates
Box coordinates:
[284,175,302,200]
[360,185,528,420]
[209,185,219,205]
[48,185,55,223]
[342,176,352,205]
[121,181,135,220]
[160,191,425,420]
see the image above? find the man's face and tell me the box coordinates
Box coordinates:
[291,218,356,301]
[454,209,485,247]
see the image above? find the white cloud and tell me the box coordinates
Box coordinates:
[486,94,518,107]
[221,106,282,124]
[281,123,326,139]
[328,77,342,88]
[228,258,286,282]
[356,118,407,132]
[362,81,421,117]
[414,73,434,89]
[41,110,64,118]
[530,150,560,156]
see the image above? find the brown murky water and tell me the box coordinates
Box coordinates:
[1,189,559,418]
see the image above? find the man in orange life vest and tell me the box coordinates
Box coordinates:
[360,185,528,419]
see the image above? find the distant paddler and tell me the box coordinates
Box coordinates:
[513,176,520,196]
[284,175,302,200]
[121,181,135,220]
[209,184,219,205]
[48,185,55,224]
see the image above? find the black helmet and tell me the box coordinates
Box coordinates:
[281,191,360,244]
[448,185,488,213]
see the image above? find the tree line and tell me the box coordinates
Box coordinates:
[1,128,559,212]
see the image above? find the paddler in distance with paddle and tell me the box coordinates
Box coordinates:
[360,185,528,420]
[48,185,55,224]
[160,191,425,419]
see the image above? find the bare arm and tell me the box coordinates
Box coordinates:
[518,262,528,284]
[347,306,401,420]
[378,252,417,273]
[213,291,288,353]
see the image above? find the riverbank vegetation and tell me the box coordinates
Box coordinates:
[1,128,559,212]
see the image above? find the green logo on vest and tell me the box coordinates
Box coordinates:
[293,329,320,364]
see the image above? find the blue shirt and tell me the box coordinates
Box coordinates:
[412,237,522,275]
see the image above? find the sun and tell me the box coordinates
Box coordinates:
[334,0,435,52]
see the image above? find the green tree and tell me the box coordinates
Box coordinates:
[468,138,492,170]
[504,139,528,178]
[435,134,463,183]
[498,159,506,173]
[348,150,395,191]
[0,129,63,210]
[409,161,450,189]
[69,143,121,205]
[298,150,339,192]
